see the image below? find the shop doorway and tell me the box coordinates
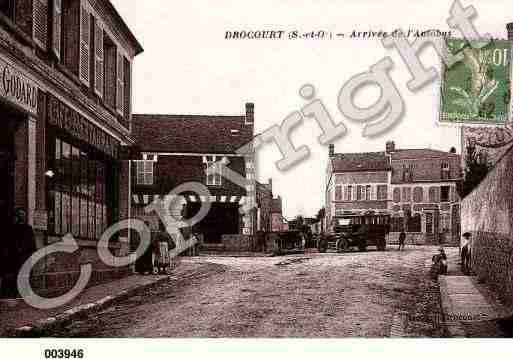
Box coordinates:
[0,107,18,297]
[0,113,16,227]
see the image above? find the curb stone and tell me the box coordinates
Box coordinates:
[3,276,171,338]
[438,276,467,338]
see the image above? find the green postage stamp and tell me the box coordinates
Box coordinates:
[440,38,512,126]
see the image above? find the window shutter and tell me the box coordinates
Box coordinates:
[33,0,49,49]
[79,4,91,85]
[116,51,124,114]
[123,58,131,119]
[94,20,104,97]
[52,0,62,58]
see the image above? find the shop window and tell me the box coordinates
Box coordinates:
[51,138,109,240]
[136,161,154,185]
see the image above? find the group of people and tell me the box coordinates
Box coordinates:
[135,221,176,275]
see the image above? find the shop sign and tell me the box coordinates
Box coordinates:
[0,57,39,116]
[47,95,120,158]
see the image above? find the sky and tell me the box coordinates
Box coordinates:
[111,0,513,219]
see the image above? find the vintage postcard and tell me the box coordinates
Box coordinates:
[1,0,513,357]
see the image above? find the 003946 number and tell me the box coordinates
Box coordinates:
[44,349,84,359]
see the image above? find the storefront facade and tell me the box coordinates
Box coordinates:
[0,0,143,297]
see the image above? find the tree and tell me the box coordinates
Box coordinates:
[460,141,492,198]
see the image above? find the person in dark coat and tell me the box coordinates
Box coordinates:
[1,208,37,297]
[461,232,472,274]
[135,220,155,275]
[398,231,406,251]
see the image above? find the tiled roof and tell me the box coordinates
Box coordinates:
[331,152,390,172]
[132,114,254,154]
[391,149,459,160]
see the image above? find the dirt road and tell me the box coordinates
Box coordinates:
[52,246,445,337]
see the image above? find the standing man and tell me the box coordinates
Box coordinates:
[398,230,406,251]
[461,232,472,274]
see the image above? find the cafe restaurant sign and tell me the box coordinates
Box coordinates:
[48,95,120,159]
[0,57,39,116]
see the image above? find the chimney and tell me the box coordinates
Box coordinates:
[508,23,513,40]
[245,103,254,125]
[268,178,273,194]
[386,141,395,154]
[329,144,335,157]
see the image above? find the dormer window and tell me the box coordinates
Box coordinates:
[441,162,450,180]
[205,156,222,186]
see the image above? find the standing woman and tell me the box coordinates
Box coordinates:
[135,220,155,275]
[156,230,172,274]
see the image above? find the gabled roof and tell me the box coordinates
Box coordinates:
[390,148,460,160]
[132,114,254,154]
[331,152,390,172]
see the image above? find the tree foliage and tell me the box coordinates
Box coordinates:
[460,141,492,198]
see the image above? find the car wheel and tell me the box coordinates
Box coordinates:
[337,238,349,253]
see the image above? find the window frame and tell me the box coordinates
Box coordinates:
[205,156,222,186]
[440,185,450,203]
[136,160,154,186]
[365,185,371,201]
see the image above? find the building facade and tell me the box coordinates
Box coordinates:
[326,142,461,245]
[0,0,142,296]
[325,144,391,231]
[255,179,273,234]
[131,104,255,251]
[271,196,288,232]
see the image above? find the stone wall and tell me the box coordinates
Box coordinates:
[461,145,513,306]
[221,234,255,252]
